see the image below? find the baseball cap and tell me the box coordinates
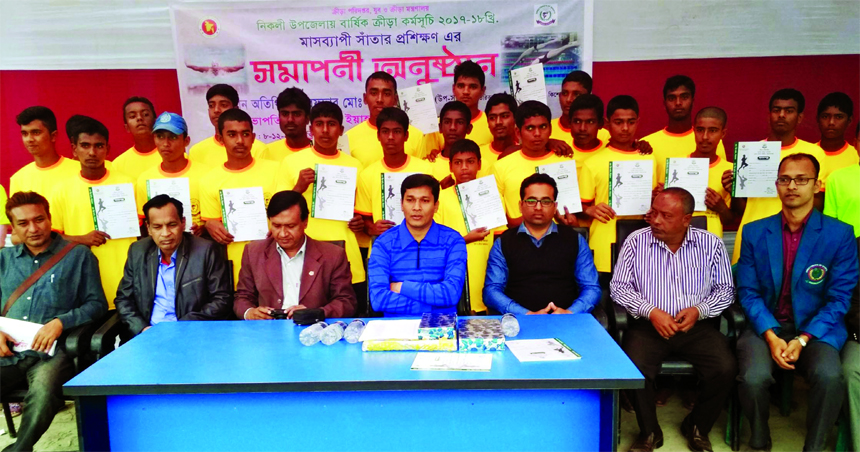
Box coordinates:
[152,112,187,135]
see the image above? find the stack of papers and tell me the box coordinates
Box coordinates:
[359,319,457,352]
[0,317,57,356]
[411,353,492,372]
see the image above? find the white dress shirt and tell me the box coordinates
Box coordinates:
[276,237,307,309]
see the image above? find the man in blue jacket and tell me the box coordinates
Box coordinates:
[737,153,858,452]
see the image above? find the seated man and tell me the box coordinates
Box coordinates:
[484,173,600,315]
[234,191,357,320]
[115,195,233,337]
[0,191,108,451]
[368,174,467,316]
[845,237,860,452]
[737,153,857,452]
[611,187,736,452]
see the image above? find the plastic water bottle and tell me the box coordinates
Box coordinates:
[320,321,348,345]
[501,313,520,337]
[299,321,329,346]
[343,319,366,344]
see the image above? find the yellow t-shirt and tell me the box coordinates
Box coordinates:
[135,159,211,226]
[492,150,575,221]
[112,146,161,182]
[188,136,269,169]
[258,140,312,163]
[579,146,658,273]
[356,156,434,221]
[49,170,137,308]
[477,142,505,178]
[731,138,828,263]
[657,155,733,237]
[276,148,366,284]
[10,156,81,198]
[414,111,494,160]
[549,117,610,151]
[823,164,860,238]
[818,141,859,174]
[0,185,8,226]
[643,128,727,168]
[199,159,279,285]
[345,120,424,168]
[428,154,453,182]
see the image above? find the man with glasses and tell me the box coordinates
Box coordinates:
[736,153,857,452]
[484,173,600,315]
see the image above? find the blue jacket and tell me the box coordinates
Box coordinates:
[738,209,858,350]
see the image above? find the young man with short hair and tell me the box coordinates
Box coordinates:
[11,106,80,198]
[368,174,467,316]
[200,108,279,285]
[259,87,313,162]
[346,71,424,167]
[188,84,269,168]
[824,122,860,237]
[113,96,159,181]
[550,70,610,147]
[425,101,472,183]
[480,93,518,177]
[815,91,858,172]
[568,94,608,171]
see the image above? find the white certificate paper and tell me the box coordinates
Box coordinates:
[88,183,139,239]
[505,338,581,362]
[509,63,547,105]
[381,172,418,224]
[733,141,780,198]
[219,187,268,242]
[411,353,492,372]
[398,84,438,135]
[536,160,582,213]
[146,177,194,231]
[454,176,507,232]
[0,317,57,356]
[358,319,420,341]
[311,164,357,222]
[664,158,710,212]
[609,160,654,216]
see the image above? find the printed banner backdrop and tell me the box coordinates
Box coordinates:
[170,1,592,146]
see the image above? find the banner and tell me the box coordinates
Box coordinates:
[171,1,592,147]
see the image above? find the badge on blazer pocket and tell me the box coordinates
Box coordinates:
[805,264,827,285]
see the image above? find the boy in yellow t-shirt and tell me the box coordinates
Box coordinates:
[259,87,313,162]
[551,70,610,148]
[816,91,859,173]
[478,93,518,178]
[11,106,80,199]
[113,97,160,181]
[568,94,609,172]
[823,123,860,237]
[424,101,472,184]
[189,84,268,168]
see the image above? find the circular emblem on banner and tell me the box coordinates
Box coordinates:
[534,4,558,27]
[805,264,827,285]
[200,18,219,37]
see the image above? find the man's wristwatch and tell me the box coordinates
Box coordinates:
[794,335,808,347]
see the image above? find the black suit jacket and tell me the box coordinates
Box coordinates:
[115,233,233,335]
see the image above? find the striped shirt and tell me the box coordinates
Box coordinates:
[610,226,734,319]
[368,221,467,316]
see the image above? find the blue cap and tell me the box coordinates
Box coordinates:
[152,112,187,135]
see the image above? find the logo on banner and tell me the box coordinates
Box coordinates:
[200,18,219,37]
[534,4,558,27]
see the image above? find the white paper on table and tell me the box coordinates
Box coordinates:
[505,338,581,362]
[0,317,56,356]
[219,186,268,242]
[88,183,139,239]
[358,319,421,342]
[664,158,710,212]
[381,172,418,224]
[509,63,547,105]
[311,164,357,222]
[146,177,194,231]
[536,160,582,214]
[454,176,507,232]
[398,85,438,135]
[732,141,781,198]
[608,160,653,216]
[411,353,493,372]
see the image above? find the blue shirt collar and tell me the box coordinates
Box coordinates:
[397,220,441,248]
[157,248,178,265]
[14,232,65,258]
[517,221,558,240]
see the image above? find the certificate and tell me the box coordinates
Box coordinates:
[219,187,268,242]
[411,353,492,372]
[146,177,194,231]
[608,160,653,216]
[453,176,507,232]
[381,172,418,224]
[509,63,547,105]
[398,84,438,135]
[732,141,780,198]
[88,183,139,239]
[0,317,57,356]
[664,158,710,212]
[311,164,357,222]
[505,338,581,362]
[536,160,582,213]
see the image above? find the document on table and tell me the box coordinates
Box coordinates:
[0,317,56,356]
[664,158,710,212]
[732,141,780,198]
[509,63,547,105]
[536,160,582,213]
[454,176,507,232]
[311,164,357,222]
[381,172,418,224]
[88,183,139,239]
[505,338,581,362]
[219,187,268,242]
[146,177,194,231]
[608,160,653,216]
[411,353,493,372]
[358,319,421,342]
[398,84,438,135]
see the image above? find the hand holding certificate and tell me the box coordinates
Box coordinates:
[146,177,194,231]
[398,85,438,135]
[381,172,418,224]
[454,176,507,232]
[732,142,780,197]
[609,160,654,216]
[311,164,357,222]
[536,161,582,214]
[219,187,268,242]
[664,158,710,211]
[509,63,548,105]
[89,183,139,239]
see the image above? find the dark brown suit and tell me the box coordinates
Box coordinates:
[233,236,357,319]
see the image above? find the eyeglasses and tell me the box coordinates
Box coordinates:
[776,176,815,186]
[523,198,555,207]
